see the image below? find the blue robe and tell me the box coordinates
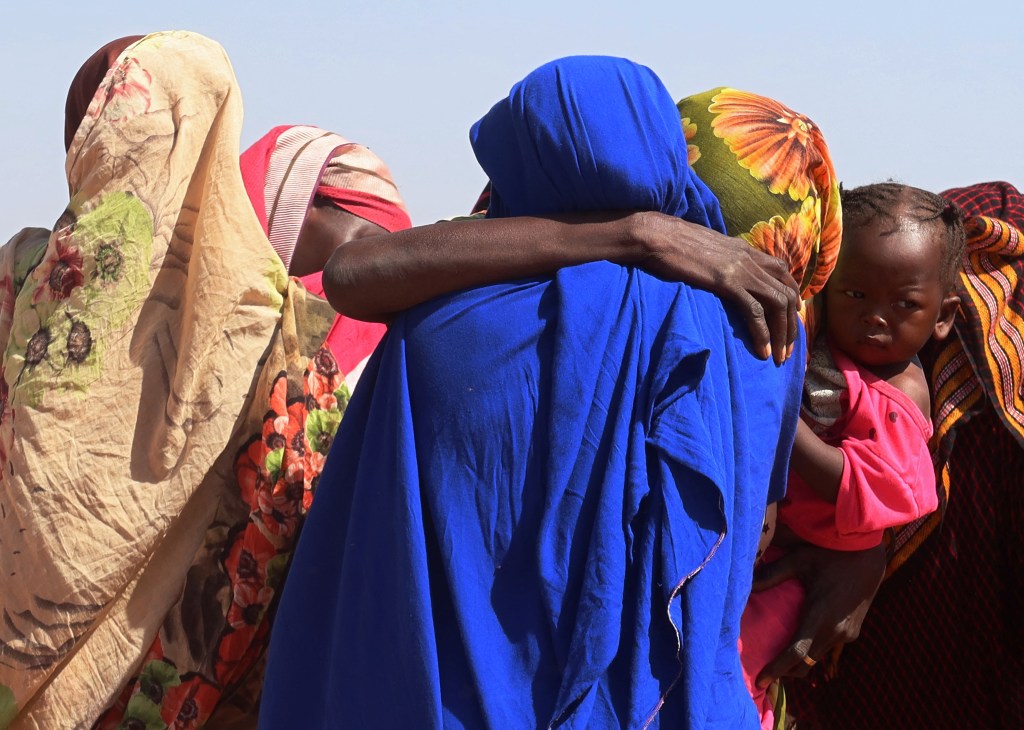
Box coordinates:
[260,57,804,728]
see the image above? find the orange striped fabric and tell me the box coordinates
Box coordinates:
[889,184,1024,572]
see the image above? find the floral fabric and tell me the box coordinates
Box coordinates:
[677,89,842,301]
[0,32,346,729]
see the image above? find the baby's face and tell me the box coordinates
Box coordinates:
[824,217,949,368]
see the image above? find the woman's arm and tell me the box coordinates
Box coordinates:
[750,541,887,686]
[323,211,801,364]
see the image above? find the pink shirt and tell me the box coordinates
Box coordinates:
[779,346,938,551]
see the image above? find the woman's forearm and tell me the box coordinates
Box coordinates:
[323,210,801,364]
[322,212,645,322]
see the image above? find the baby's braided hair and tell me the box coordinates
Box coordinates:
[840,182,965,291]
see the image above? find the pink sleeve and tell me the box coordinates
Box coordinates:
[833,391,938,538]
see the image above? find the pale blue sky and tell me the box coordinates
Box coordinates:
[2,0,1021,230]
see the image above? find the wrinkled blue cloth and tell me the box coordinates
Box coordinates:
[260,57,804,729]
[474,56,725,232]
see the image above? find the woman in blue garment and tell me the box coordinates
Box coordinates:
[260,57,841,728]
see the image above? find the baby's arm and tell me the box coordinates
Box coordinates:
[789,419,845,504]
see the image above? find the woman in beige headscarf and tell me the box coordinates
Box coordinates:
[0,31,353,728]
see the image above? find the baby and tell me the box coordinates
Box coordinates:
[739,182,965,728]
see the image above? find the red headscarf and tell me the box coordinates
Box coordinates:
[64,35,144,151]
[943,181,1024,228]
[240,125,411,269]
[240,125,412,377]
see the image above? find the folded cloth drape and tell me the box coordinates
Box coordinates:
[239,124,412,387]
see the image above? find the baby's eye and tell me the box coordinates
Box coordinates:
[842,290,864,299]
[895,300,920,310]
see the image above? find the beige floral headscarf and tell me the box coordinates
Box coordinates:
[0,31,343,728]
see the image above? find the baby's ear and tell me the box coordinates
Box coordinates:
[932,294,961,341]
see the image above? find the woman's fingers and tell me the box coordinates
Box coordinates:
[722,261,797,363]
[743,250,800,361]
[729,291,772,360]
[645,218,801,360]
[756,590,836,687]
[747,253,800,363]
[764,279,793,365]
[754,544,887,687]
[749,248,798,292]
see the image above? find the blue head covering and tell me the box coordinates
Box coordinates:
[470,55,726,233]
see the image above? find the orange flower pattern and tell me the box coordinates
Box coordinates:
[804,177,842,296]
[681,117,700,167]
[94,345,347,730]
[742,198,820,285]
[709,89,828,202]
[680,86,842,299]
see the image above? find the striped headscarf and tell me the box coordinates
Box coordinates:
[938,182,1024,445]
[240,125,411,271]
[891,181,1024,571]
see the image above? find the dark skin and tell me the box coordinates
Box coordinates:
[788,216,959,505]
[289,198,390,279]
[320,208,802,364]
[754,206,961,686]
[752,539,887,686]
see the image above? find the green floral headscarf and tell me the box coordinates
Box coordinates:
[678,88,842,300]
